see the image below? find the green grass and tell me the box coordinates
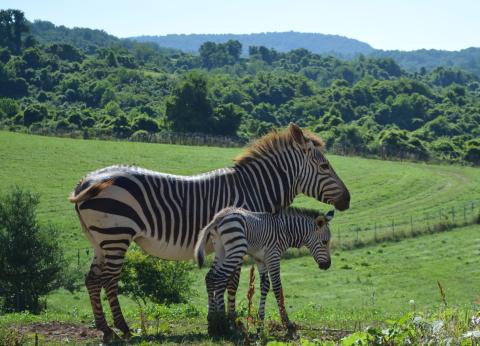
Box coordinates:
[3,224,478,344]
[1,131,480,250]
[1,131,479,343]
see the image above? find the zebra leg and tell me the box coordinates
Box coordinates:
[205,255,225,336]
[214,255,247,315]
[85,251,116,342]
[205,257,218,321]
[213,271,229,316]
[101,247,131,338]
[267,257,291,328]
[257,262,270,322]
[214,227,247,316]
[226,264,241,319]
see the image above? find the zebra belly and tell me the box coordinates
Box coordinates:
[135,236,194,260]
[135,235,214,261]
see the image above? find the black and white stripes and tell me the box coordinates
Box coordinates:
[194,207,334,327]
[69,124,350,340]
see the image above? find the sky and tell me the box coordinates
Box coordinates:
[2,0,480,51]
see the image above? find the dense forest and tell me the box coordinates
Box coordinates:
[133,34,480,78]
[0,9,479,165]
[373,48,480,78]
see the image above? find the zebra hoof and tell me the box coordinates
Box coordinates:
[102,328,120,343]
[207,313,230,337]
[286,322,297,339]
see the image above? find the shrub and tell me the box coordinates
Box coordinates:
[23,104,48,127]
[464,139,480,165]
[0,187,77,313]
[119,248,194,306]
[131,114,159,133]
[0,98,19,118]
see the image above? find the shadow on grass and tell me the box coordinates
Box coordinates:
[104,332,245,345]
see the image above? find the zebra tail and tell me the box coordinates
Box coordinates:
[194,217,219,268]
[68,179,114,203]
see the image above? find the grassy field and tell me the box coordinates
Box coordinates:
[1,131,479,344]
[1,131,480,250]
[2,224,478,344]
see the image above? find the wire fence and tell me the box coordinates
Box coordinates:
[65,200,480,268]
[3,126,246,148]
[330,200,480,250]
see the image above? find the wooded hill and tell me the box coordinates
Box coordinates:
[132,33,480,78]
[0,10,479,165]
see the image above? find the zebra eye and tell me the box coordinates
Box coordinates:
[321,240,328,246]
[319,163,329,170]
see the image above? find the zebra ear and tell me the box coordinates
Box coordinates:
[315,215,326,228]
[289,123,307,146]
[325,210,335,222]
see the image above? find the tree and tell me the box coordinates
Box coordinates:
[464,139,480,165]
[0,9,29,53]
[166,72,214,133]
[131,114,158,133]
[199,40,242,69]
[378,129,410,158]
[213,103,243,136]
[23,104,48,127]
[224,40,242,62]
[0,187,74,313]
[0,98,19,118]
[46,43,83,62]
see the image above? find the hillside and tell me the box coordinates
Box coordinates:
[1,131,479,344]
[21,15,480,78]
[1,9,480,167]
[1,131,479,249]
[373,47,480,76]
[132,31,375,57]
[28,20,120,53]
[130,32,480,77]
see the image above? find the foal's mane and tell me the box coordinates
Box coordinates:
[281,206,324,219]
[234,127,324,166]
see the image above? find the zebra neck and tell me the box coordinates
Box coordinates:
[282,217,307,249]
[233,153,300,212]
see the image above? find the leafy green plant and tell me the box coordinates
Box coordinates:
[119,248,194,306]
[0,186,78,313]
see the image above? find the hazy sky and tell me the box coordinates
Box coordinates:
[2,0,480,51]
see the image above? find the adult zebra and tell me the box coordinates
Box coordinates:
[69,124,350,341]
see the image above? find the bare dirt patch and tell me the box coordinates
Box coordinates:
[16,322,102,343]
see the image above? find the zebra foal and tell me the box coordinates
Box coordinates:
[195,207,334,329]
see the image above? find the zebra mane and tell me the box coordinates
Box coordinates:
[234,126,324,166]
[281,206,325,219]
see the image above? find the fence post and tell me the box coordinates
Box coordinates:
[77,249,80,267]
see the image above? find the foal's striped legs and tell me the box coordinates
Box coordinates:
[226,265,241,318]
